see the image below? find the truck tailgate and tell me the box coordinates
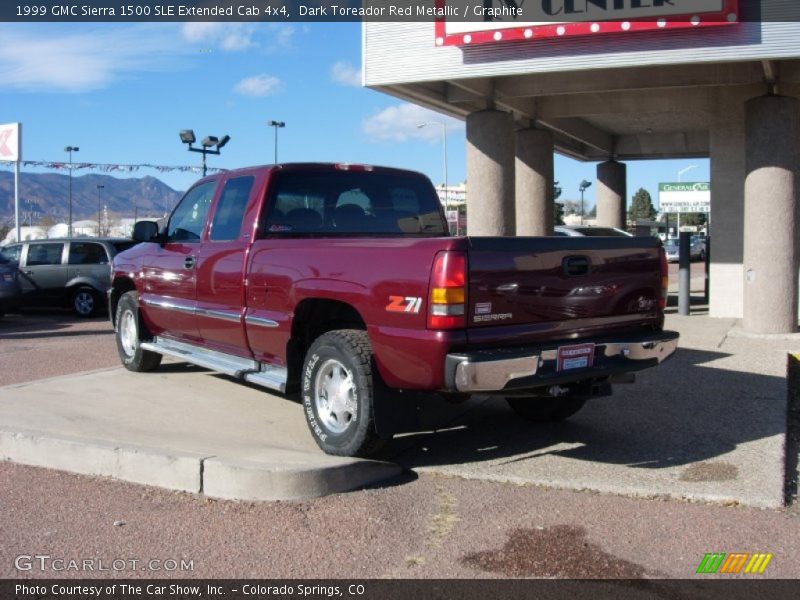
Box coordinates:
[466,236,663,341]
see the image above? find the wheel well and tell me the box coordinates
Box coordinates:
[286,298,367,393]
[109,277,136,327]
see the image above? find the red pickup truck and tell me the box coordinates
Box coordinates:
[110,163,678,457]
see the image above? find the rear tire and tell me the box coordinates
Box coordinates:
[115,291,162,372]
[506,396,587,422]
[72,286,99,317]
[302,329,386,457]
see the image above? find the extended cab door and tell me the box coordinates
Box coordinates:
[194,172,264,357]
[139,180,217,342]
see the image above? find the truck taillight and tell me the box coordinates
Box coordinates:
[428,251,466,330]
[659,247,668,309]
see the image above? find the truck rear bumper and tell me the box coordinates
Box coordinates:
[445,330,679,393]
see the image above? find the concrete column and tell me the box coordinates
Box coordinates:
[466,109,515,236]
[596,160,626,229]
[515,128,554,236]
[709,89,747,319]
[743,94,800,333]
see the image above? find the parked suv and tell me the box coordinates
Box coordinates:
[0,248,21,319]
[2,238,138,317]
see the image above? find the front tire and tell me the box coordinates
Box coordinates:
[506,396,587,422]
[115,291,162,372]
[72,286,99,317]
[302,330,386,457]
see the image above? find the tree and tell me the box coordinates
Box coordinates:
[554,181,562,201]
[628,188,657,221]
[554,202,565,225]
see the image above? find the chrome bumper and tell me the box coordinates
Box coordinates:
[446,330,679,393]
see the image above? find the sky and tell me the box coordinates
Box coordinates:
[0,21,710,209]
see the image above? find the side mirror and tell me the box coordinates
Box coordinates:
[132,221,159,243]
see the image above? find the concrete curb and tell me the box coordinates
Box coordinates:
[0,428,402,501]
[0,428,204,493]
[203,457,403,501]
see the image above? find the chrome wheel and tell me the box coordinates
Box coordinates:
[119,309,138,358]
[73,290,95,316]
[314,358,357,434]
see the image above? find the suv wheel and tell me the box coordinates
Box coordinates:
[72,286,99,317]
[301,330,386,457]
[115,291,162,372]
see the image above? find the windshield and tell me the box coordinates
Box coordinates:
[570,227,632,237]
[0,249,10,264]
[264,170,446,236]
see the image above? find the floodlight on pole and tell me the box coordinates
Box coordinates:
[179,129,230,177]
[579,179,592,225]
[65,146,79,237]
[268,120,285,163]
[417,122,449,230]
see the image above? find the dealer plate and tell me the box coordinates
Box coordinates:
[556,343,595,371]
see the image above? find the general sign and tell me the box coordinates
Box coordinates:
[0,122,21,162]
[658,182,710,213]
[435,0,739,47]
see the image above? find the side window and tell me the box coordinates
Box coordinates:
[68,242,108,265]
[3,244,21,263]
[167,181,217,242]
[209,176,255,241]
[26,243,64,266]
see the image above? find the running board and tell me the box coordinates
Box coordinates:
[140,338,287,393]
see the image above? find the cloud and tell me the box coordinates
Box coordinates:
[180,23,295,53]
[362,103,464,143]
[331,61,362,87]
[234,74,283,97]
[0,25,186,92]
[180,23,256,51]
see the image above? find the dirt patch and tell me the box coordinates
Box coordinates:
[679,461,739,482]
[461,524,648,578]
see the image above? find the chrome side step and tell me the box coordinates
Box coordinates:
[140,338,287,393]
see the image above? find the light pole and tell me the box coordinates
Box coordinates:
[65,146,79,237]
[268,120,285,163]
[675,165,697,236]
[179,130,230,177]
[96,185,104,236]
[579,179,592,225]
[417,122,449,228]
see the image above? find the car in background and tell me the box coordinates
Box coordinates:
[0,248,22,319]
[553,225,633,237]
[663,237,705,262]
[1,238,138,317]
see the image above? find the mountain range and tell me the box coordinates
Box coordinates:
[0,170,183,224]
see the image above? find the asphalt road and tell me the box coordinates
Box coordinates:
[1,309,798,581]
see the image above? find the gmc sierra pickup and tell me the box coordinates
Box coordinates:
[110,163,678,457]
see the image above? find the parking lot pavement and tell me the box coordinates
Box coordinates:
[388,313,793,509]
[0,310,118,387]
[0,307,798,580]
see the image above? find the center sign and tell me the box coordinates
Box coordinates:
[434,0,740,46]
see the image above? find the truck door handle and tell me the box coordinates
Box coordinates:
[23,270,33,275]
[494,283,519,294]
[183,256,196,270]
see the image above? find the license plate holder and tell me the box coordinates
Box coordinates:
[556,343,595,371]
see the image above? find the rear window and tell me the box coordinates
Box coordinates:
[0,249,10,264]
[264,170,445,236]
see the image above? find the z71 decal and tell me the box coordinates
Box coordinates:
[386,296,423,314]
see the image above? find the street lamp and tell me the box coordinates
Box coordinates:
[579,179,592,225]
[65,146,79,237]
[179,130,230,177]
[268,120,285,164]
[417,122,449,229]
[96,184,104,236]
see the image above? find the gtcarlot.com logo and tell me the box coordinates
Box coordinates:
[696,552,773,575]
